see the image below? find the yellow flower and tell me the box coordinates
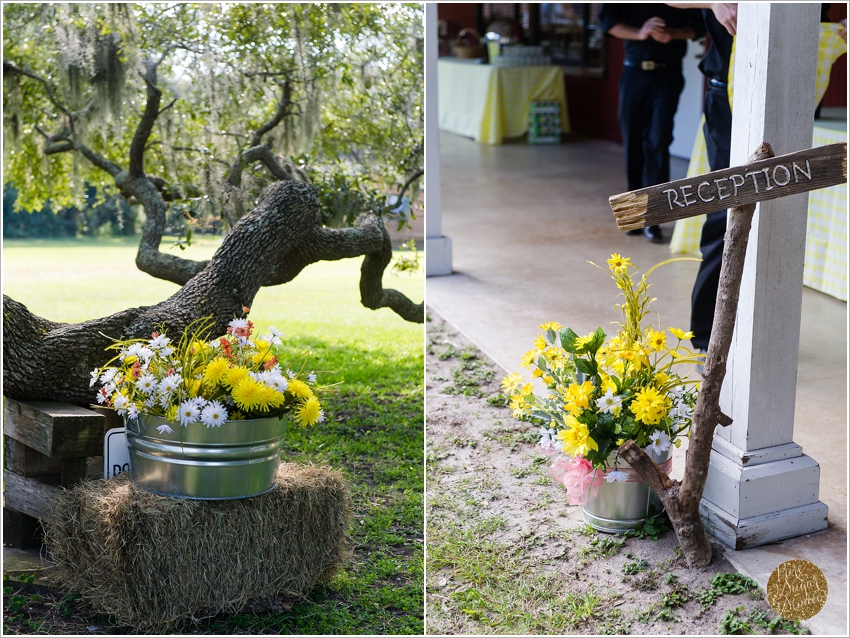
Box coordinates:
[510,394,529,418]
[203,357,230,386]
[519,382,534,396]
[654,371,671,388]
[287,378,312,399]
[669,327,694,341]
[184,378,202,398]
[189,340,209,355]
[630,386,669,425]
[542,375,555,386]
[223,365,250,388]
[564,381,594,416]
[646,329,667,352]
[607,253,632,272]
[532,368,544,378]
[521,350,537,367]
[599,373,617,395]
[294,396,323,427]
[557,417,599,457]
[166,405,178,422]
[539,321,562,332]
[574,333,594,352]
[251,339,275,365]
[232,378,266,411]
[501,372,524,395]
[260,385,285,409]
[533,335,547,351]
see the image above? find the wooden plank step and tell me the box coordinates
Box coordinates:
[3,470,62,523]
[4,436,63,477]
[4,398,104,457]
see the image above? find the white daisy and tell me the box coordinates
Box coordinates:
[596,388,617,413]
[605,470,629,483]
[189,396,207,409]
[178,399,201,426]
[268,372,288,392]
[159,374,182,394]
[228,318,249,331]
[307,371,317,384]
[261,326,284,345]
[160,346,175,357]
[287,369,297,379]
[137,374,158,394]
[149,334,171,350]
[113,394,129,415]
[127,404,139,421]
[648,430,672,455]
[156,423,174,434]
[201,401,228,427]
[96,388,109,404]
[89,368,100,387]
[100,368,118,384]
[538,426,558,449]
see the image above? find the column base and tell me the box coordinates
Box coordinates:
[701,438,828,549]
[426,236,453,277]
[700,498,828,550]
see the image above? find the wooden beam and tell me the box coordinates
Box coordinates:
[4,398,104,457]
[4,436,63,477]
[3,470,61,523]
[609,142,847,230]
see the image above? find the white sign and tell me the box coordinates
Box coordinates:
[104,427,131,478]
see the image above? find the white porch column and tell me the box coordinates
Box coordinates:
[700,3,828,548]
[425,3,452,277]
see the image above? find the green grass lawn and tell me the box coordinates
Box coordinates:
[2,236,425,635]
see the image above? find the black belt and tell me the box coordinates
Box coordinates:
[623,59,672,71]
[708,78,728,89]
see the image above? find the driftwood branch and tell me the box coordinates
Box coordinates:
[616,143,775,568]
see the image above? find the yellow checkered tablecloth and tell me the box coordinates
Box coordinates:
[438,59,570,145]
[670,23,848,301]
[670,122,848,301]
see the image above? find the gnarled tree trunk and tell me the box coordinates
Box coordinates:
[3,180,423,406]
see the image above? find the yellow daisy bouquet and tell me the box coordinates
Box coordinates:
[502,254,702,474]
[91,311,324,429]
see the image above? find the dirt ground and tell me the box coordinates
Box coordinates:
[424,308,807,636]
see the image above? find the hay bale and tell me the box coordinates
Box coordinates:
[43,463,351,631]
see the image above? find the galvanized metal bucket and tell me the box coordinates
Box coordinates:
[582,446,672,533]
[125,414,287,500]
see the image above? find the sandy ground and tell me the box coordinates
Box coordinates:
[424,308,807,636]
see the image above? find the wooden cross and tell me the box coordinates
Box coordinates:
[608,142,847,231]
[604,138,847,567]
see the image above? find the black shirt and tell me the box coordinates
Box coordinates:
[699,4,832,81]
[599,3,705,64]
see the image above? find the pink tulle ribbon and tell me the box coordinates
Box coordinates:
[550,455,604,506]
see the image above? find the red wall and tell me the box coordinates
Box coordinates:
[564,38,624,143]
[437,3,478,34]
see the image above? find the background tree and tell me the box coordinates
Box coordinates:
[3,2,424,405]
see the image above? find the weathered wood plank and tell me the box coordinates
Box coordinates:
[3,470,62,522]
[3,508,44,549]
[4,436,63,477]
[4,397,104,457]
[610,142,847,230]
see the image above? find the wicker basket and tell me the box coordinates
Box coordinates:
[454,28,485,59]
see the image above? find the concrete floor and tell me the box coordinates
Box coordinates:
[427,131,847,635]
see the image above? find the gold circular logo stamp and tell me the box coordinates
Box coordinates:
[766,559,828,621]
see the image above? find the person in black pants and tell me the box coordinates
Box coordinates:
[600,4,704,243]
